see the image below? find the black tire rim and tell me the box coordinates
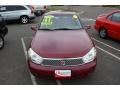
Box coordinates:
[21,17,28,24]
[100,29,107,38]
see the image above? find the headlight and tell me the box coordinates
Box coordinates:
[82,47,97,63]
[28,48,43,64]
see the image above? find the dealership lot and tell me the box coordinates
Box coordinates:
[0,6,120,85]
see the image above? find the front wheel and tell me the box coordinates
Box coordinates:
[0,35,4,49]
[35,10,42,16]
[99,28,107,39]
[20,16,29,24]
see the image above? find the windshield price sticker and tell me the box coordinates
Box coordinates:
[41,15,54,26]
[73,15,78,19]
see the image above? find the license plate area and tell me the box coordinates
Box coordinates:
[55,70,71,78]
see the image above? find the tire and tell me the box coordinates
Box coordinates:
[1,26,8,37]
[20,16,29,24]
[0,35,4,49]
[37,10,42,16]
[35,10,42,16]
[99,28,107,39]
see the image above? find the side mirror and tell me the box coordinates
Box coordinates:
[0,7,6,11]
[31,25,38,31]
[83,25,91,30]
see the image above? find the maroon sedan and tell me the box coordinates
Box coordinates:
[28,11,97,79]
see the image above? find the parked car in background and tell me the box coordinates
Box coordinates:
[32,5,47,16]
[0,5,35,24]
[95,10,120,40]
[0,15,8,49]
[28,11,97,79]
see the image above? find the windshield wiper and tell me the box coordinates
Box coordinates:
[39,28,72,30]
[38,28,55,31]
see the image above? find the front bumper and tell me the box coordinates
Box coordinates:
[28,58,97,79]
[94,24,99,31]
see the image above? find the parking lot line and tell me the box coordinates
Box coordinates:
[21,37,37,85]
[56,80,62,85]
[81,18,96,21]
[78,11,85,15]
[96,45,120,61]
[92,37,120,52]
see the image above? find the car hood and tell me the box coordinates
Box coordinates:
[31,30,94,58]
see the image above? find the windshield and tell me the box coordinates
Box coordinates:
[39,14,82,30]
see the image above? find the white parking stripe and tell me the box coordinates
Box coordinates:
[21,38,28,60]
[78,11,85,15]
[21,37,37,85]
[96,46,120,60]
[22,36,33,39]
[92,37,120,52]
[56,80,62,85]
[81,18,96,21]
[88,18,95,21]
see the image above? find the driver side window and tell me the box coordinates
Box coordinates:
[107,12,120,23]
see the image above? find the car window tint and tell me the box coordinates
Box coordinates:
[107,14,112,20]
[27,5,33,10]
[15,6,27,10]
[111,12,120,22]
[6,6,16,11]
[4,5,26,11]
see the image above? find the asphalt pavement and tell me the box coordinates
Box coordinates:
[0,6,120,85]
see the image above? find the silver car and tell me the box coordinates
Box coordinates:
[0,5,35,24]
[32,5,47,16]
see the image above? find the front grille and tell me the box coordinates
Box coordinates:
[41,58,84,66]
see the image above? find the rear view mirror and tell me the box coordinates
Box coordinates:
[83,25,91,30]
[31,25,38,31]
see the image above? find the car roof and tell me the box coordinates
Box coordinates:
[108,10,120,14]
[112,10,120,12]
[45,10,76,15]
[104,10,120,16]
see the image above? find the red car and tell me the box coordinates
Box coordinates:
[95,10,120,40]
[28,11,97,79]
